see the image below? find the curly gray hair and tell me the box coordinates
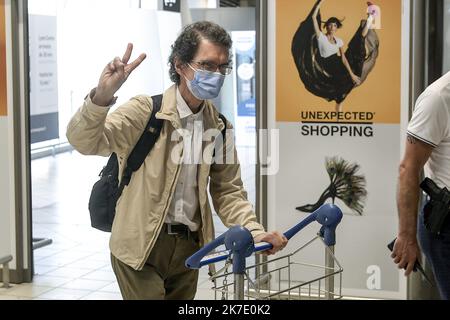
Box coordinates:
[168,21,232,85]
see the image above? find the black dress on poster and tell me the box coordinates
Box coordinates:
[291,0,379,107]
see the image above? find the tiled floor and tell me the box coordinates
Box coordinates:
[1,148,256,300]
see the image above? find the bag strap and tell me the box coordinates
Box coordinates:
[218,113,227,141]
[119,94,164,191]
[118,103,226,195]
[213,113,228,159]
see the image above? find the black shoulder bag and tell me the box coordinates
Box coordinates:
[88,94,164,232]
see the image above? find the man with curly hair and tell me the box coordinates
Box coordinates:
[66,21,287,300]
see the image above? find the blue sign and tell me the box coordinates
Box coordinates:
[238,98,256,117]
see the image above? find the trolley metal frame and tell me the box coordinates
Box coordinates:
[211,236,343,300]
[186,204,344,300]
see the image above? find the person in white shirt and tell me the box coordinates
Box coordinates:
[291,0,379,112]
[393,72,450,300]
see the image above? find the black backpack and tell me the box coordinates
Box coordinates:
[88,95,228,232]
[88,94,164,232]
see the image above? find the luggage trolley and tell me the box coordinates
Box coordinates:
[186,204,344,300]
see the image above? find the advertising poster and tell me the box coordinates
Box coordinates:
[232,31,256,148]
[275,0,403,297]
[0,0,6,116]
[29,14,59,144]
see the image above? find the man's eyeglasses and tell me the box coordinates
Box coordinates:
[190,60,233,75]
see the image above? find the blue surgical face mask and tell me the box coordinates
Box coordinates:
[185,63,225,100]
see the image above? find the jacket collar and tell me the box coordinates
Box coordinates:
[176,87,205,120]
[156,84,225,132]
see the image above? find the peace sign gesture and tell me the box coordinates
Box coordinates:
[93,43,147,106]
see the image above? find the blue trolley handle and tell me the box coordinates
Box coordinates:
[251,204,343,252]
[185,225,254,271]
[186,204,343,269]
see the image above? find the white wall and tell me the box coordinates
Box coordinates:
[188,0,218,8]
[28,0,157,14]
[28,0,181,146]
[0,116,13,264]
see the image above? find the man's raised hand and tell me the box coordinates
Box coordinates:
[93,43,147,106]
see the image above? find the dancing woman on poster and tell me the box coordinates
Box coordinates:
[292,0,379,112]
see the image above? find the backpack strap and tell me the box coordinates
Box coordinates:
[213,113,228,160]
[119,94,164,190]
[218,113,227,142]
[127,94,164,171]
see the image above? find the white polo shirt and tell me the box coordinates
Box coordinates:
[407,71,450,189]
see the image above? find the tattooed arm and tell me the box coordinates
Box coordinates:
[392,134,433,275]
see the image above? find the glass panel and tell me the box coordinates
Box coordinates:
[28,0,177,152]
[28,1,258,300]
[28,0,180,286]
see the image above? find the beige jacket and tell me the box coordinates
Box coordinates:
[66,85,265,270]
